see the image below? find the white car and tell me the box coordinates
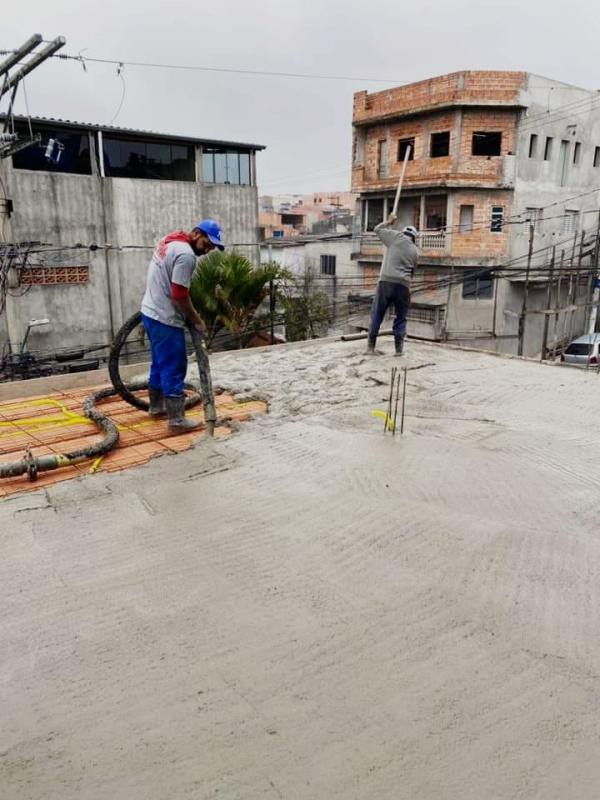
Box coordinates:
[561,333,600,367]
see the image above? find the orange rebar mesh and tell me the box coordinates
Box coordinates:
[0,386,267,498]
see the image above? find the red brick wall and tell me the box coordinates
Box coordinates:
[353,70,526,125]
[353,107,518,192]
[449,189,513,259]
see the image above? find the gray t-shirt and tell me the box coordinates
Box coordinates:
[141,240,197,328]
[375,222,418,288]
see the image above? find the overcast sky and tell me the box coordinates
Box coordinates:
[3,0,600,194]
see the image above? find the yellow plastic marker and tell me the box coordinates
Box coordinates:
[371,409,395,432]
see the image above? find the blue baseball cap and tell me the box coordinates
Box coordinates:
[194,219,225,250]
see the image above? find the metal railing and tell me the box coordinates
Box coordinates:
[358,230,447,253]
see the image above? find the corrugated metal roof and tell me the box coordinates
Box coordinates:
[2,115,266,151]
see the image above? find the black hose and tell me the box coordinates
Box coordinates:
[0,385,120,480]
[1,312,217,482]
[107,311,201,411]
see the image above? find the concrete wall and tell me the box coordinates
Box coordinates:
[0,158,260,355]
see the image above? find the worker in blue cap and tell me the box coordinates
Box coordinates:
[141,219,224,431]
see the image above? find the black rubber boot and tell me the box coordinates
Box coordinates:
[165,395,201,432]
[366,336,377,354]
[148,387,166,418]
[394,336,405,357]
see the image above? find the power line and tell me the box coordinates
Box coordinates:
[0,48,407,85]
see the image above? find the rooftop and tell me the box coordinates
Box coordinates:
[2,114,266,152]
[2,338,600,798]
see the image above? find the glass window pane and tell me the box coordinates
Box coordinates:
[214,152,227,183]
[12,127,92,174]
[226,152,240,184]
[103,138,123,173]
[171,145,195,180]
[146,142,171,179]
[202,152,215,182]
[239,153,250,185]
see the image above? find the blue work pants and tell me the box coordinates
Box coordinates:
[141,313,187,397]
[368,280,410,341]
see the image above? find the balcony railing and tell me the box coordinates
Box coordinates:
[356,230,447,255]
[417,230,446,250]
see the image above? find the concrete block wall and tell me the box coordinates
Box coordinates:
[1,164,260,354]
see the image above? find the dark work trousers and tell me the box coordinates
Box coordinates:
[368,280,410,341]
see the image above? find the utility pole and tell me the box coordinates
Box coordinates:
[586,206,600,334]
[540,246,556,361]
[1,34,66,353]
[517,220,535,357]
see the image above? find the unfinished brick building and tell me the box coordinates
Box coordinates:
[351,71,600,355]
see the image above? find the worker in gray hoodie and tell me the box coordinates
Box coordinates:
[367,213,418,356]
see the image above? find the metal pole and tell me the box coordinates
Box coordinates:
[385,367,396,434]
[518,220,535,357]
[0,34,43,78]
[541,246,555,361]
[269,279,275,344]
[392,369,401,437]
[400,367,408,435]
[392,145,412,217]
[587,208,600,334]
[554,250,565,347]
[0,37,66,99]
[188,325,216,437]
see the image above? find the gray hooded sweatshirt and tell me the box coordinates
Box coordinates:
[375,221,418,289]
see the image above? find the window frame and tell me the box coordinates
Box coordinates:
[544,136,553,161]
[594,146,600,168]
[320,254,336,276]
[528,134,538,158]
[102,135,196,181]
[471,131,502,157]
[490,206,504,233]
[430,131,450,158]
[202,147,252,185]
[462,270,494,300]
[397,137,415,162]
[458,204,474,233]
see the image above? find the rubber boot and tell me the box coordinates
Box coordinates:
[394,336,405,357]
[366,336,377,354]
[148,387,166,418]
[165,395,201,432]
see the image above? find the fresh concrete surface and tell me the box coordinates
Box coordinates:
[2,339,600,799]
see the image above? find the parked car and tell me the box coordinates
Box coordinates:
[561,333,600,366]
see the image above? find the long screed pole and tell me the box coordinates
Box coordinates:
[392,145,412,217]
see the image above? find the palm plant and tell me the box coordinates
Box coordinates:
[189,250,284,348]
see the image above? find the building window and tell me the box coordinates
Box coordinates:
[202,148,251,185]
[425,195,447,229]
[528,134,538,158]
[544,137,553,161]
[102,136,195,181]
[594,147,600,168]
[459,205,474,233]
[462,270,493,299]
[573,142,581,164]
[471,132,502,156]
[377,139,389,177]
[320,254,336,276]
[525,207,541,225]
[490,206,504,232]
[12,126,92,174]
[563,210,579,235]
[397,137,415,161]
[430,131,450,158]
[365,198,384,231]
